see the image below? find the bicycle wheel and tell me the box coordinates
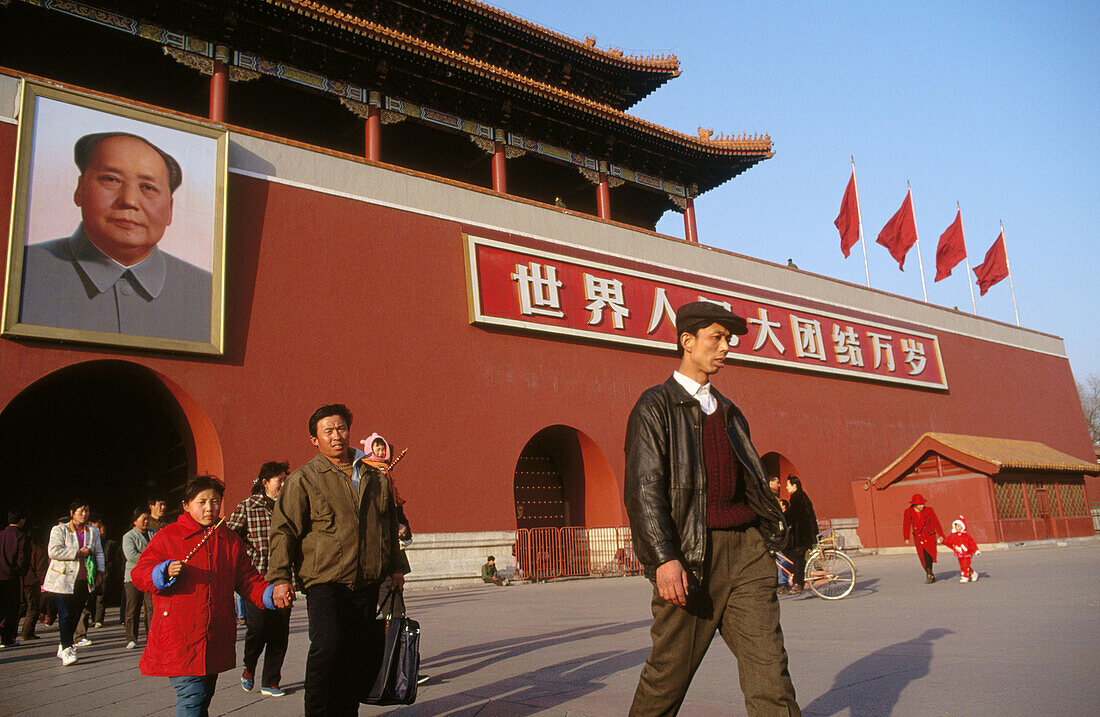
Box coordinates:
[805,550,856,600]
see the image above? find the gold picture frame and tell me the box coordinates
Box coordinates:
[3,82,228,355]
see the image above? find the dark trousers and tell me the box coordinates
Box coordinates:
[124,582,152,643]
[788,545,809,588]
[0,579,19,644]
[304,582,381,717]
[19,584,41,638]
[74,586,100,640]
[919,549,935,573]
[54,580,90,649]
[630,527,800,717]
[243,600,292,688]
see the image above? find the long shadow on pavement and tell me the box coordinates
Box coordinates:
[802,627,953,716]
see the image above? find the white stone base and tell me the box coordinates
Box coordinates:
[403,531,517,589]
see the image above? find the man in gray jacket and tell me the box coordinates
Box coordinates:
[624,301,799,716]
[268,404,408,716]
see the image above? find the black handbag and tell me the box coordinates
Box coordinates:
[362,588,421,705]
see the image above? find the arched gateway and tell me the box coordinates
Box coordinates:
[0,360,223,541]
[512,425,629,580]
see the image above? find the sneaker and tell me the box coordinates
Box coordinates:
[125,641,137,650]
[0,642,14,648]
[75,637,92,647]
[959,576,968,583]
[241,670,254,692]
[60,646,79,666]
[57,644,65,658]
[260,686,286,697]
[970,572,979,582]
[93,622,103,629]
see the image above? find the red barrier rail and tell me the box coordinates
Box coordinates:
[514,526,643,582]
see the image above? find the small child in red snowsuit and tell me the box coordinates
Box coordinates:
[942,516,981,583]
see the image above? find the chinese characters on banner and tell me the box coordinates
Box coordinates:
[465,235,947,390]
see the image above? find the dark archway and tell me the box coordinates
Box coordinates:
[513,425,620,530]
[0,361,209,551]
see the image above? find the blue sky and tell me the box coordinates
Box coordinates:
[488,1,1099,383]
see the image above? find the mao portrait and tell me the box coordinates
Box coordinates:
[3,84,227,354]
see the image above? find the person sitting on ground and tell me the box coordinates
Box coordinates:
[481,555,508,586]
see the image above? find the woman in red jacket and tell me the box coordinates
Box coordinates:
[132,475,275,717]
[902,493,945,584]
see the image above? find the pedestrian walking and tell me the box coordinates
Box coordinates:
[784,476,818,596]
[624,301,799,716]
[0,510,29,648]
[122,507,154,649]
[131,475,278,716]
[903,494,945,583]
[268,404,409,716]
[18,527,48,641]
[43,501,105,665]
[227,460,294,697]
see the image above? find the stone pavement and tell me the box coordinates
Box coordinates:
[2,541,1098,716]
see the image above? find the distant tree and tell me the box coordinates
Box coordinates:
[1078,373,1100,445]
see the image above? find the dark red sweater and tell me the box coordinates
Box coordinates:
[702,409,756,528]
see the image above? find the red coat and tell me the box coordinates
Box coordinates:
[902,506,944,562]
[943,531,979,559]
[132,513,269,677]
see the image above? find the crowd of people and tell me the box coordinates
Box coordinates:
[0,302,996,717]
[0,403,413,717]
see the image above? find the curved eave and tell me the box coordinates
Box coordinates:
[268,0,771,163]
[281,0,682,76]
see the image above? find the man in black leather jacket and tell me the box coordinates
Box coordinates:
[624,301,799,716]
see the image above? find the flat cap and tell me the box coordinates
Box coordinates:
[675,301,748,336]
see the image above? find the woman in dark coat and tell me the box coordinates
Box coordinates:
[903,493,945,583]
[784,475,818,595]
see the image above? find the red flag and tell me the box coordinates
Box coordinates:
[834,170,861,258]
[876,189,918,270]
[973,230,1009,296]
[934,209,967,281]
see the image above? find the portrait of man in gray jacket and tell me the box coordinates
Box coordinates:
[17,131,212,343]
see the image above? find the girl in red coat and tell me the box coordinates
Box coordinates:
[902,493,945,584]
[132,475,276,717]
[943,516,981,583]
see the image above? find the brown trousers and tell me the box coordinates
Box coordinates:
[630,527,800,717]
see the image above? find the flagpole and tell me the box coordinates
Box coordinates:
[852,156,870,288]
[908,181,928,302]
[1001,220,1020,326]
[959,202,977,313]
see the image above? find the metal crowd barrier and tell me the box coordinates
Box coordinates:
[513,526,643,582]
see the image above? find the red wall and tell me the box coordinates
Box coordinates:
[1,119,1095,533]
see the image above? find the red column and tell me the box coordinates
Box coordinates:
[597,172,611,220]
[492,141,507,193]
[684,196,699,243]
[366,105,381,162]
[209,59,227,122]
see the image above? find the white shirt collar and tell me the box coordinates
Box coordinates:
[672,371,717,415]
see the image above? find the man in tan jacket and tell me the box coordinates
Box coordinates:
[268,403,408,716]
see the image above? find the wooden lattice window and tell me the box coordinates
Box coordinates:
[993,481,1026,519]
[1057,482,1088,517]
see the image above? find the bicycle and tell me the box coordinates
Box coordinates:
[775,528,856,600]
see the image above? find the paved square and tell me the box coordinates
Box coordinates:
[2,541,1097,715]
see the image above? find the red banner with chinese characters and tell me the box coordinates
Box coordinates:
[465,234,947,390]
